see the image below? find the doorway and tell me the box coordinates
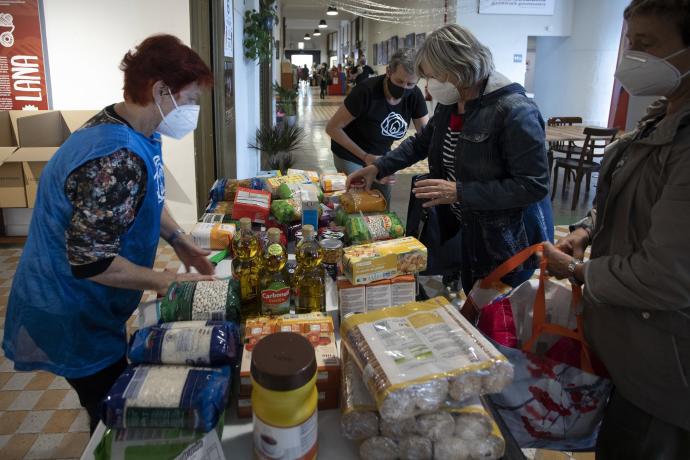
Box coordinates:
[290,54,313,69]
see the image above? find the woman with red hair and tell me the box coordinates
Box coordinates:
[3,34,214,433]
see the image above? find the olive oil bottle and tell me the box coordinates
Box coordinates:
[259,228,291,316]
[296,225,325,313]
[232,217,260,318]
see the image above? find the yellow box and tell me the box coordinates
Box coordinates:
[342,237,427,285]
[264,173,311,196]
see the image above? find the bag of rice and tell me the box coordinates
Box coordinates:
[160,280,241,324]
[339,190,387,214]
[128,321,240,366]
[102,365,231,431]
[344,212,405,244]
[341,297,513,422]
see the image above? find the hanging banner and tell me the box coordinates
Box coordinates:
[479,0,555,16]
[0,0,48,110]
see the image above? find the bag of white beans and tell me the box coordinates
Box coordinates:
[160,279,241,323]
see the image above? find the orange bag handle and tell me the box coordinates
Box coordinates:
[479,243,595,373]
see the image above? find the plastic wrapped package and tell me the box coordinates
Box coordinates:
[340,346,380,441]
[340,297,512,421]
[205,201,234,215]
[265,174,311,196]
[339,189,387,214]
[380,416,417,440]
[277,182,324,202]
[160,279,241,324]
[434,438,472,460]
[128,321,240,366]
[399,436,433,460]
[287,168,319,184]
[344,212,405,244]
[102,365,231,431]
[271,198,302,224]
[359,436,399,460]
[416,412,455,442]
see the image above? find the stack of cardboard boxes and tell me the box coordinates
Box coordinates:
[0,110,97,209]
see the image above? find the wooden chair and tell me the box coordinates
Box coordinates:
[551,127,618,210]
[547,116,583,172]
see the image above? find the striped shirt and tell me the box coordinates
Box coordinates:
[442,112,464,221]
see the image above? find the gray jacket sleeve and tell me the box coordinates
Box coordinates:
[585,142,690,311]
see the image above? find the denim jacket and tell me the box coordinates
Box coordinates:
[375,72,552,282]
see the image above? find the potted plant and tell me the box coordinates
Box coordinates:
[273,82,298,127]
[243,0,278,62]
[249,124,305,174]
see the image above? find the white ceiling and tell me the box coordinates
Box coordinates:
[281,0,355,21]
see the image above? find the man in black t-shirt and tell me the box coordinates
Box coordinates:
[354,57,375,85]
[326,49,429,204]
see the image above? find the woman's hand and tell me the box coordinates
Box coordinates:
[543,242,586,283]
[172,234,214,275]
[555,227,590,260]
[347,165,379,190]
[363,153,378,166]
[413,179,458,208]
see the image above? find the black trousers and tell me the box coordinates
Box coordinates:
[66,355,128,434]
[596,391,690,460]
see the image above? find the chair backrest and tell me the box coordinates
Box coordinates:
[548,116,583,126]
[582,127,619,160]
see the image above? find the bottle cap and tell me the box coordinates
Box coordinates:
[302,224,314,238]
[239,217,252,231]
[267,227,281,243]
[251,332,317,391]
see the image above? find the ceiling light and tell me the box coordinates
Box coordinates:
[313,29,321,36]
[304,33,311,40]
[318,19,328,28]
[327,6,338,16]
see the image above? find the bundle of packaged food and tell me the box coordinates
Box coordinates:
[190,222,236,250]
[344,212,405,244]
[160,279,241,324]
[94,418,224,460]
[277,182,324,202]
[340,297,514,422]
[231,187,272,224]
[237,313,341,418]
[320,172,347,192]
[342,237,427,285]
[205,200,234,215]
[128,321,240,367]
[339,189,387,214]
[287,168,319,184]
[341,347,506,460]
[264,173,312,196]
[102,364,231,431]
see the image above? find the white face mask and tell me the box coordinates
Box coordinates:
[614,48,690,96]
[427,78,460,105]
[155,91,200,139]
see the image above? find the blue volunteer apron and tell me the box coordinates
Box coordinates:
[2,123,165,378]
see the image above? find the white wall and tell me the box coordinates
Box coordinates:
[456,0,574,86]
[234,0,261,179]
[41,0,198,229]
[532,0,629,126]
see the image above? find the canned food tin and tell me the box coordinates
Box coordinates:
[320,238,343,281]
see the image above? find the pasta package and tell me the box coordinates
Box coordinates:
[320,173,347,192]
[344,212,405,244]
[190,222,236,250]
[160,279,241,324]
[342,237,427,285]
[340,297,513,421]
[264,173,311,196]
[287,168,319,184]
[128,321,240,366]
[339,189,387,214]
[102,365,231,431]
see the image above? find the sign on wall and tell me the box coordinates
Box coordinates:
[0,0,48,110]
[224,0,233,58]
[479,0,555,16]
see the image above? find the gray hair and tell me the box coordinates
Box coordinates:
[388,48,416,75]
[415,24,494,88]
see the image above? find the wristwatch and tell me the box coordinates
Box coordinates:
[167,228,186,246]
[567,258,584,284]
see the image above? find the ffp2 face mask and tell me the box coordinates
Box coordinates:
[614,48,690,96]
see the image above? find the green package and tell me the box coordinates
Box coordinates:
[271,198,302,224]
[345,212,406,244]
[160,280,241,323]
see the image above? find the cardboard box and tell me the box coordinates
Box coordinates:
[239,313,340,396]
[0,110,98,208]
[342,237,428,285]
[338,275,417,319]
[366,279,392,311]
[337,278,366,317]
[237,388,339,419]
[390,275,417,307]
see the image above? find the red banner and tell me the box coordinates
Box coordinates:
[0,0,48,110]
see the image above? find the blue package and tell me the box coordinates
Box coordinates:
[102,365,231,432]
[128,321,239,366]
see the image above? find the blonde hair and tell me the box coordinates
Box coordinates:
[416,24,494,88]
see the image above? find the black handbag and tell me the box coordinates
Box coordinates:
[406,174,463,278]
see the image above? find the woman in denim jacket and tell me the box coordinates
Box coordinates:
[347,24,553,292]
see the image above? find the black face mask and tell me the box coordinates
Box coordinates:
[387,77,407,99]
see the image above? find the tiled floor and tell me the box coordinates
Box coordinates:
[0,87,596,459]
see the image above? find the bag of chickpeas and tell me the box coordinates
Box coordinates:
[160,279,241,323]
